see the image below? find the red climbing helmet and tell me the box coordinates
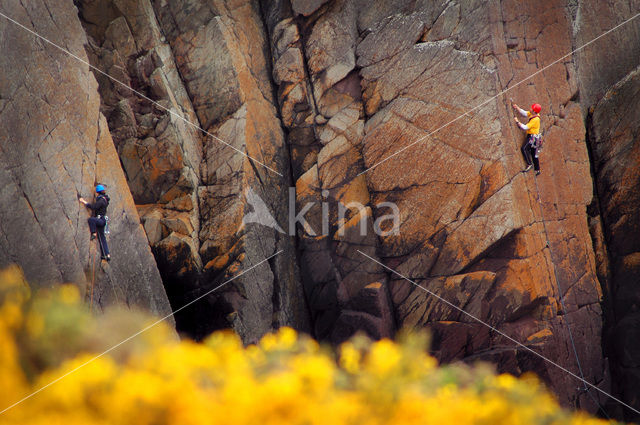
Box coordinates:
[531,103,542,113]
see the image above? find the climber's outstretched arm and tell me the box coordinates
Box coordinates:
[512,103,528,117]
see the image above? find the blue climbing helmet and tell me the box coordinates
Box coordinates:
[95,184,106,193]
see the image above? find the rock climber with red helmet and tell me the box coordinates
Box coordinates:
[512,102,542,175]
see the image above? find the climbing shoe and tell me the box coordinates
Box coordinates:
[90,233,97,240]
[536,170,541,176]
[523,165,533,172]
[101,254,111,262]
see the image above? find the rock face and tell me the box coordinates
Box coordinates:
[1,0,639,418]
[261,0,610,412]
[571,0,640,113]
[573,2,640,419]
[75,0,311,342]
[588,67,640,421]
[0,0,172,317]
[76,0,205,328]
[262,0,394,343]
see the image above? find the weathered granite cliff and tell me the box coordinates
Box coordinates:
[0,0,639,418]
[73,0,311,342]
[587,66,640,419]
[0,0,172,317]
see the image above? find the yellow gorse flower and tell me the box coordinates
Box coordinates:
[0,267,624,425]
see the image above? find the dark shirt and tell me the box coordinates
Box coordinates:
[86,195,110,217]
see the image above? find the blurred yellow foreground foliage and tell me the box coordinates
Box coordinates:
[0,266,618,425]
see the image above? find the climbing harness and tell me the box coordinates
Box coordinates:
[96,214,108,227]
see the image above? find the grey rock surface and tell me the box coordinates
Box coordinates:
[0,0,173,318]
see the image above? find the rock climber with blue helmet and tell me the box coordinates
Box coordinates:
[79,185,111,261]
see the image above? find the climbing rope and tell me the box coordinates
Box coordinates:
[532,177,610,417]
[508,99,608,415]
[532,178,588,384]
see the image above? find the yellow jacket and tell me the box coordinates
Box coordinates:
[525,112,540,135]
[516,107,541,135]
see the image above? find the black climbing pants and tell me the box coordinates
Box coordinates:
[88,217,110,257]
[521,139,540,171]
